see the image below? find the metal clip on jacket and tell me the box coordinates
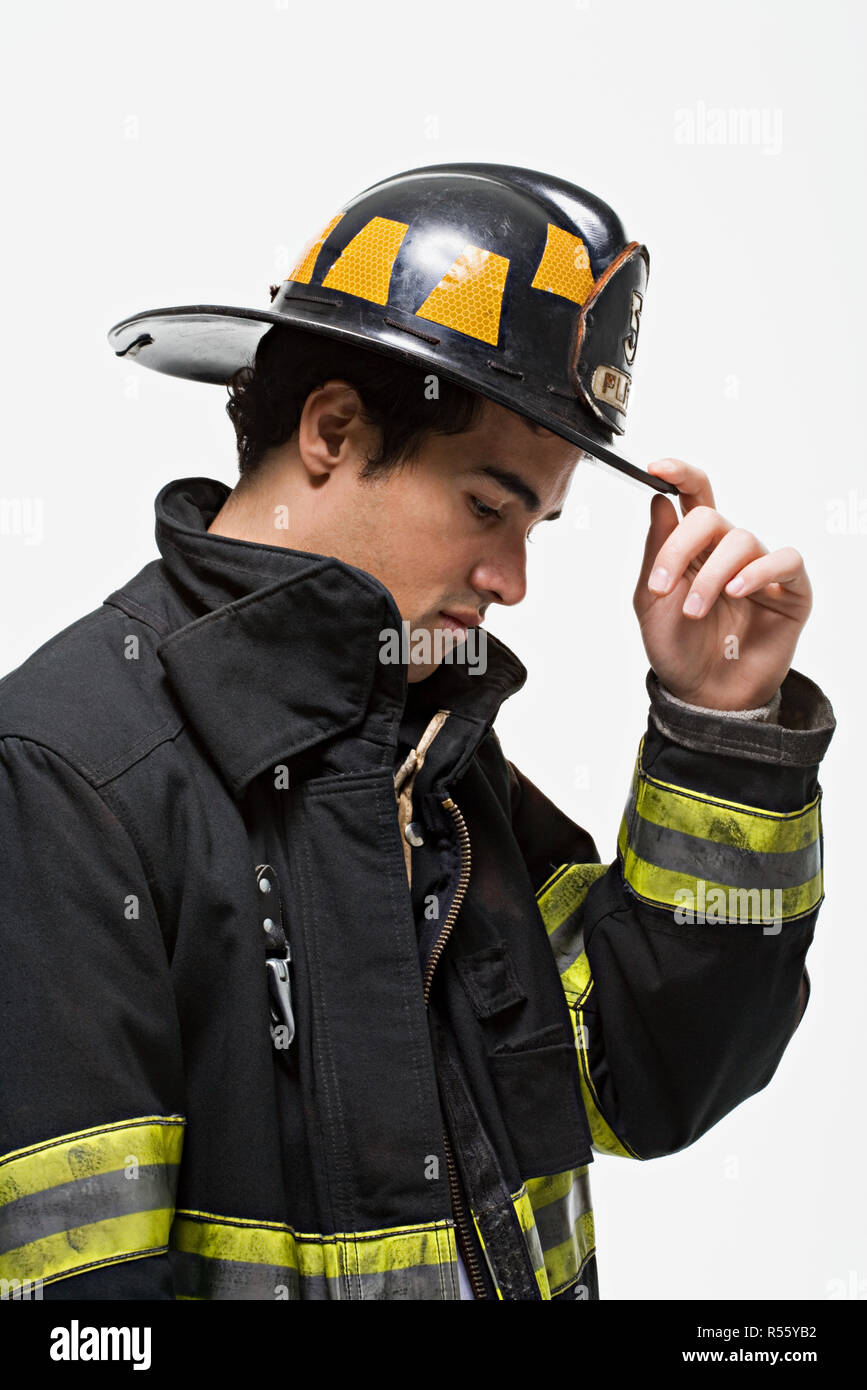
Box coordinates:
[257,863,295,1048]
[266,952,295,1047]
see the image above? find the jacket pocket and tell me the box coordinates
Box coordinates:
[488,1024,593,1177]
[453,941,527,1019]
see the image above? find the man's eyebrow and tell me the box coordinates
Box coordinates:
[464,466,562,520]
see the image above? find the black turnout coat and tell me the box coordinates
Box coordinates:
[0,477,835,1300]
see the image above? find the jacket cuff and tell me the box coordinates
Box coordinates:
[658,682,783,725]
[646,667,835,767]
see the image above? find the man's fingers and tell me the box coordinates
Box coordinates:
[724,547,812,602]
[679,527,768,618]
[636,493,679,594]
[646,504,734,593]
[647,458,716,514]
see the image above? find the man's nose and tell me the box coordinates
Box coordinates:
[469,538,528,608]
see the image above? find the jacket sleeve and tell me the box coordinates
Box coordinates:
[505,667,835,1161]
[0,736,186,1298]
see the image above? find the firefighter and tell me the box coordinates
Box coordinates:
[0,163,834,1299]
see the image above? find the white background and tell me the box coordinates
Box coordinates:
[1,0,864,1301]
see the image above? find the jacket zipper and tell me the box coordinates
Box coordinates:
[421,798,471,1002]
[423,795,488,1301]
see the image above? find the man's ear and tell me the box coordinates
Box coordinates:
[297,381,369,478]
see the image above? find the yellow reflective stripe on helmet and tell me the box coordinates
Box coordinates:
[415,244,510,345]
[618,742,824,923]
[286,210,345,285]
[170,1209,461,1300]
[0,1116,185,1286]
[531,224,595,305]
[321,216,409,305]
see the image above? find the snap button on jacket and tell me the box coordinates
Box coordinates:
[0,477,836,1299]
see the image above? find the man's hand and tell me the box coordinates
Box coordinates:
[633,459,812,710]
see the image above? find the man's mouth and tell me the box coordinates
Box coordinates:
[439,610,481,638]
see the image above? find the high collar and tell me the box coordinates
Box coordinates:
[129,477,527,798]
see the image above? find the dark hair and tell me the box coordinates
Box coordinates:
[225,322,568,482]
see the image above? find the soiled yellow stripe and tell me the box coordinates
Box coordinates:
[525,1166,589,1214]
[616,813,628,861]
[0,1118,185,1204]
[171,1211,456,1276]
[511,1188,549,1297]
[542,1210,596,1295]
[561,949,592,1001]
[568,1007,639,1159]
[537,863,609,936]
[0,1208,174,1283]
[618,821,824,921]
[548,893,637,1158]
[632,739,821,851]
[536,863,571,900]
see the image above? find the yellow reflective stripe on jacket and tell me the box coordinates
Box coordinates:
[169,1209,461,1300]
[0,1115,184,1286]
[470,1168,596,1299]
[525,1167,595,1296]
[536,862,607,971]
[537,863,639,1160]
[619,737,823,923]
[570,1001,640,1158]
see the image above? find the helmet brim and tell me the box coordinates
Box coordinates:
[107,304,678,496]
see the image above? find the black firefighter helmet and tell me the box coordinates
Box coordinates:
[107,162,676,495]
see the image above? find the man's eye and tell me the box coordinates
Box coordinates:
[469,496,501,520]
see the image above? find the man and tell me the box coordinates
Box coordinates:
[0,163,834,1300]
